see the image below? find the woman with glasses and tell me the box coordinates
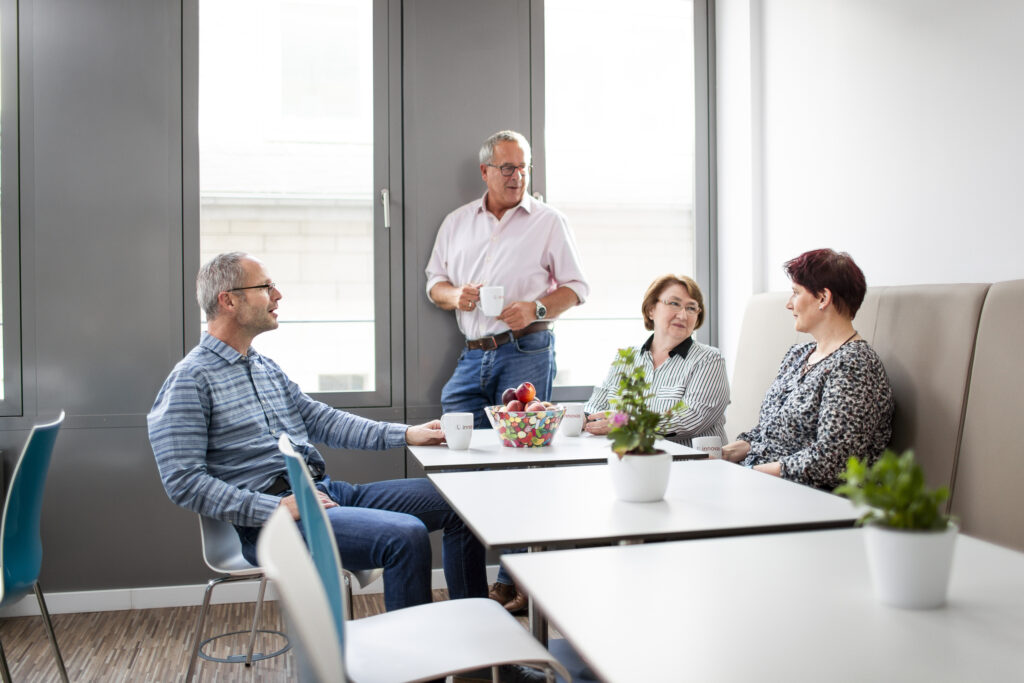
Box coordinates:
[722,249,895,489]
[583,274,729,445]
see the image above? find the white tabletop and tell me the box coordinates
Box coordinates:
[504,529,1024,682]
[427,459,858,549]
[409,429,702,472]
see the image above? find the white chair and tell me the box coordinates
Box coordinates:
[185,515,291,682]
[265,434,571,683]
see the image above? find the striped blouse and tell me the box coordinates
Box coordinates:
[584,336,730,446]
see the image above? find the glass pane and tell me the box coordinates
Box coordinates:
[545,0,696,387]
[199,0,375,394]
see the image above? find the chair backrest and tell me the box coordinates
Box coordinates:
[950,279,1024,550]
[865,283,988,495]
[258,507,346,683]
[198,515,260,575]
[278,435,348,645]
[0,412,65,606]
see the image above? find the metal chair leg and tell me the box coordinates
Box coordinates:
[244,577,269,666]
[343,572,354,620]
[186,576,221,682]
[0,637,13,683]
[33,582,69,683]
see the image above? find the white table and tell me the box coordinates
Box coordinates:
[409,429,701,472]
[429,459,858,641]
[427,459,858,549]
[504,529,1024,682]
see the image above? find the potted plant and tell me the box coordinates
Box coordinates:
[834,449,958,609]
[605,348,687,502]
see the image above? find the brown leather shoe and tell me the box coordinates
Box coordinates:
[488,581,516,605]
[503,586,528,614]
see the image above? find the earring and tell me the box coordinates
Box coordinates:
[818,304,824,310]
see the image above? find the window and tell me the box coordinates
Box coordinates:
[199,0,384,401]
[543,0,700,389]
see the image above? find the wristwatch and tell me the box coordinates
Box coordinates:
[534,300,547,320]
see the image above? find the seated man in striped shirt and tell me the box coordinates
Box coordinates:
[148,251,486,611]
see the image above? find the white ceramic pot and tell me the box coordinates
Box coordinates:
[863,522,958,609]
[607,450,671,503]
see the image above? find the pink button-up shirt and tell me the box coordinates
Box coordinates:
[425,193,589,340]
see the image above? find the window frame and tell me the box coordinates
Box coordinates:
[530,0,717,402]
[0,0,23,416]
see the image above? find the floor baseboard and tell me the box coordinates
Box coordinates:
[0,565,501,617]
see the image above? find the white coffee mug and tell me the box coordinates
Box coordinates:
[692,436,723,460]
[441,413,474,450]
[559,403,585,437]
[478,286,504,316]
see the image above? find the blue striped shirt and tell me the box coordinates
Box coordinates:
[147,332,407,527]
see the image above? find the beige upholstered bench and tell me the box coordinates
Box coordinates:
[727,280,1023,551]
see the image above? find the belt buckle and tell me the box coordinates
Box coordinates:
[480,336,498,351]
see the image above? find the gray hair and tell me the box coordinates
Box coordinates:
[478,130,532,165]
[197,251,250,319]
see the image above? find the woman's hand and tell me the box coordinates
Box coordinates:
[721,440,751,463]
[584,412,611,435]
[753,462,782,477]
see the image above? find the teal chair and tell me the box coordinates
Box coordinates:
[0,412,69,683]
[274,434,569,683]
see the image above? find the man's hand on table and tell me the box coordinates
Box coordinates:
[407,420,445,446]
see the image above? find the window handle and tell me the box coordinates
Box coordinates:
[380,188,391,229]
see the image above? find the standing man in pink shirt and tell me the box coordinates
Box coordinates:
[426,130,590,431]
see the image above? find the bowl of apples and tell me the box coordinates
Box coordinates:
[485,382,565,448]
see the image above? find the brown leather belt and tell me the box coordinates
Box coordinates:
[466,321,553,351]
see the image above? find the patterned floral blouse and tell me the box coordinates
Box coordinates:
[737,340,894,490]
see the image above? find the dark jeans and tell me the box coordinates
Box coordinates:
[238,476,486,611]
[441,329,557,429]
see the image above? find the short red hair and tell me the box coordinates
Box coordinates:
[784,249,866,318]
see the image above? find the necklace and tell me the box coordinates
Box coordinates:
[802,330,858,376]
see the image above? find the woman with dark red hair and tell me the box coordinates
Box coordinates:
[722,249,895,489]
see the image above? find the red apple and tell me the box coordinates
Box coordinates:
[501,387,517,405]
[515,381,536,403]
[506,399,524,412]
[525,400,545,412]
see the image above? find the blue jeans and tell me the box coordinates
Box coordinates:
[238,476,486,611]
[441,330,557,429]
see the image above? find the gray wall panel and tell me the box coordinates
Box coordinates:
[402,0,533,420]
[28,0,183,416]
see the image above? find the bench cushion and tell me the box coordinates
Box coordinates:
[951,279,1024,550]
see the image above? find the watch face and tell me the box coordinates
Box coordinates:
[536,301,547,318]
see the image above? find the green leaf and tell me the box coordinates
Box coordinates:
[833,449,950,531]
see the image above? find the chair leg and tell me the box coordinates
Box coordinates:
[343,571,354,621]
[33,582,69,683]
[185,577,220,682]
[244,577,269,666]
[0,637,13,683]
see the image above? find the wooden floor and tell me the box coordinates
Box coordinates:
[0,590,541,682]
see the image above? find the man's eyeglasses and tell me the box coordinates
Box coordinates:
[660,299,701,316]
[229,283,277,294]
[486,163,532,177]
